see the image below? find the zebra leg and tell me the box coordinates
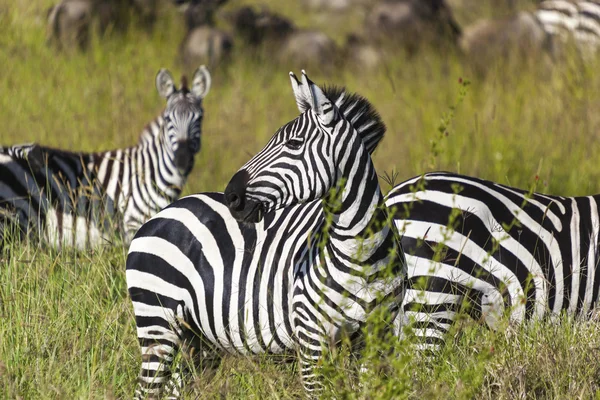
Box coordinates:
[132,304,188,400]
[298,344,325,397]
[134,328,183,399]
[396,280,463,353]
[293,314,328,397]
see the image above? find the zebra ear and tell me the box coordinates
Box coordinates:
[289,71,310,113]
[192,65,211,100]
[301,70,335,124]
[156,69,176,98]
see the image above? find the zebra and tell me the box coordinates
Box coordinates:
[126,70,406,398]
[0,66,211,250]
[386,171,600,351]
[459,0,600,73]
[536,0,600,55]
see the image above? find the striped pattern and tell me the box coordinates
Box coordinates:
[0,66,210,250]
[126,71,405,398]
[386,172,600,350]
[536,0,600,54]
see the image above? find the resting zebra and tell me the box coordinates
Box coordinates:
[0,66,211,250]
[126,71,406,398]
[386,171,600,351]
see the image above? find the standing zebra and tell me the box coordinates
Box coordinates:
[126,71,406,398]
[0,66,211,249]
[386,171,600,351]
[536,0,600,54]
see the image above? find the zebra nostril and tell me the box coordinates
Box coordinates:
[225,169,250,212]
[227,193,242,210]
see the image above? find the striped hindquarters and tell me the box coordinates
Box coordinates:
[386,172,600,349]
[0,144,93,247]
[0,140,159,249]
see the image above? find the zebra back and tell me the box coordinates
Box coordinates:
[386,171,600,351]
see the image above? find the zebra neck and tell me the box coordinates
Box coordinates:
[88,132,184,210]
[138,129,187,196]
[137,115,164,146]
[322,137,390,263]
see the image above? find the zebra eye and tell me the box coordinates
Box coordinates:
[285,138,304,150]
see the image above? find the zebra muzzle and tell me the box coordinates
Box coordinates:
[229,200,264,223]
[225,169,249,209]
[225,170,265,223]
[226,192,242,210]
[174,146,194,175]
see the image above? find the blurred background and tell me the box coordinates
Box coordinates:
[2,0,600,197]
[3,2,600,398]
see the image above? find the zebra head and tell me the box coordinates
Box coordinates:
[156,66,211,176]
[225,70,385,223]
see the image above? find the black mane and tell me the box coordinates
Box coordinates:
[299,85,386,155]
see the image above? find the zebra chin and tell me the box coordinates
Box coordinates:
[227,200,265,223]
[174,148,195,176]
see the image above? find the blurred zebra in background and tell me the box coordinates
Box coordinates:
[460,0,600,73]
[126,71,405,398]
[0,66,211,250]
[387,172,600,351]
[536,0,600,53]
[46,0,161,51]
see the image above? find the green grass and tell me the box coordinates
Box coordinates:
[2,0,600,398]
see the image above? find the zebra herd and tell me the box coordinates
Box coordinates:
[3,65,600,398]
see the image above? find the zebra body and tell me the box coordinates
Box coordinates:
[129,194,320,352]
[536,0,600,54]
[126,71,405,398]
[386,171,600,349]
[0,66,210,249]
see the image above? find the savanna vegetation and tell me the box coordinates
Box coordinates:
[2,0,600,398]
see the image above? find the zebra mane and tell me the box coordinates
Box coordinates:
[180,75,189,93]
[298,85,386,155]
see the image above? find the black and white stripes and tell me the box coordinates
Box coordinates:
[536,0,600,54]
[386,172,600,350]
[126,71,405,398]
[224,72,406,392]
[0,66,211,249]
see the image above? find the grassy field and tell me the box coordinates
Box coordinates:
[2,0,600,398]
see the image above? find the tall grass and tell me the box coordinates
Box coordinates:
[2,0,600,398]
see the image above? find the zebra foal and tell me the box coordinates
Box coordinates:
[126,70,406,398]
[0,66,211,249]
[387,171,600,351]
